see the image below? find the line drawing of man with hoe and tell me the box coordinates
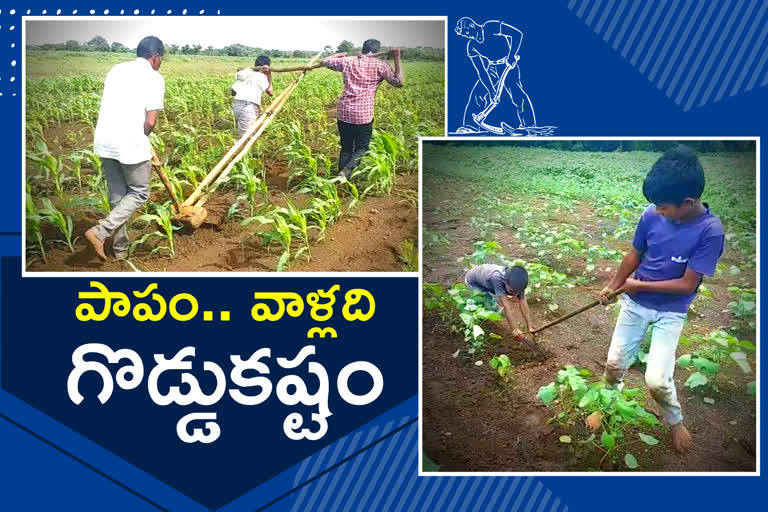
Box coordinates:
[454,17,555,135]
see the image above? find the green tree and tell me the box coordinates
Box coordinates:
[110,42,128,52]
[336,40,355,54]
[86,36,110,52]
[65,40,81,51]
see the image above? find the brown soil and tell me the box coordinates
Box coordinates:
[26,168,417,273]
[422,174,756,473]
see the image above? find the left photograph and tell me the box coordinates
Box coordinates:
[23,16,445,273]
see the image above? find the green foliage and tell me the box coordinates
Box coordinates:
[131,202,181,257]
[489,354,512,378]
[398,239,418,272]
[727,286,756,334]
[677,329,754,392]
[26,56,444,270]
[538,365,660,462]
[229,159,269,218]
[38,198,76,253]
[25,184,46,264]
[354,131,405,197]
[423,282,503,350]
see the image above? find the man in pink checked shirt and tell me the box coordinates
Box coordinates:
[321,39,404,179]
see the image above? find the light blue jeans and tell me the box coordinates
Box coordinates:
[605,295,687,425]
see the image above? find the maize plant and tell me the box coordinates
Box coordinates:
[354,130,403,197]
[25,184,46,264]
[26,54,443,271]
[38,198,76,253]
[230,159,269,218]
[132,202,180,258]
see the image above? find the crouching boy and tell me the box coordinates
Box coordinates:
[597,146,724,453]
[465,263,535,340]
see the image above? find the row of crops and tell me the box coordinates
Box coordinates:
[25,54,444,270]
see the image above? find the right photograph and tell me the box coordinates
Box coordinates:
[421,139,757,473]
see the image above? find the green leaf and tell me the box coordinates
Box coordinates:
[537,383,558,404]
[692,357,720,376]
[599,388,617,406]
[580,433,596,444]
[601,431,616,451]
[677,354,692,368]
[489,333,503,339]
[568,375,588,394]
[638,433,659,446]
[276,251,290,272]
[548,303,559,312]
[559,435,572,444]
[624,453,639,469]
[615,399,639,420]
[747,381,756,396]
[489,357,499,369]
[578,389,599,408]
[684,372,709,389]
[498,354,511,367]
[459,313,474,326]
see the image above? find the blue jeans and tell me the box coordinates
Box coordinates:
[605,295,687,425]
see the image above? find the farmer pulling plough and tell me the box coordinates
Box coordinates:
[82,36,405,263]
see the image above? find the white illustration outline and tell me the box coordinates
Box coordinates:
[452,17,556,135]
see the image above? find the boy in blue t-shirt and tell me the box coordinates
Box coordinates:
[596,146,724,453]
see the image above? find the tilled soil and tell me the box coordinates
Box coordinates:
[26,170,417,273]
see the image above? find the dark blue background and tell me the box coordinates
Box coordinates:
[1,261,417,508]
[2,2,766,511]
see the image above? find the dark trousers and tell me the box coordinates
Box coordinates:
[337,119,373,173]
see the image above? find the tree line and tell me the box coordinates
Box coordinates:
[433,140,755,153]
[27,36,445,61]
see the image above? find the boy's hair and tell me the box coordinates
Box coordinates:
[362,39,381,54]
[504,265,529,296]
[255,55,271,67]
[642,145,705,205]
[137,36,164,59]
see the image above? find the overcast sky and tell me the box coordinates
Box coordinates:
[26,17,446,50]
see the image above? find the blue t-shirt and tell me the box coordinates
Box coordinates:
[629,204,724,313]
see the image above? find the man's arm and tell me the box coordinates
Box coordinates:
[469,53,496,98]
[499,22,523,56]
[263,68,274,96]
[391,49,404,86]
[144,110,159,136]
[623,268,702,296]
[599,247,642,303]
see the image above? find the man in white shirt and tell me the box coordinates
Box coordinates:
[231,55,274,137]
[85,36,166,261]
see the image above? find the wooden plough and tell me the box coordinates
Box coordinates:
[181,52,323,214]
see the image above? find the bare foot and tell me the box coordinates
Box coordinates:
[585,411,602,430]
[85,228,106,261]
[671,423,692,453]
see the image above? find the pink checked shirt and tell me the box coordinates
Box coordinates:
[323,55,402,124]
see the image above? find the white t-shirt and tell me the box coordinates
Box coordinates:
[94,58,165,165]
[232,68,269,105]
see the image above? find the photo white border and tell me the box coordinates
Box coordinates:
[20,14,448,278]
[417,135,760,477]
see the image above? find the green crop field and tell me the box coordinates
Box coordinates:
[422,142,756,473]
[24,51,444,271]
